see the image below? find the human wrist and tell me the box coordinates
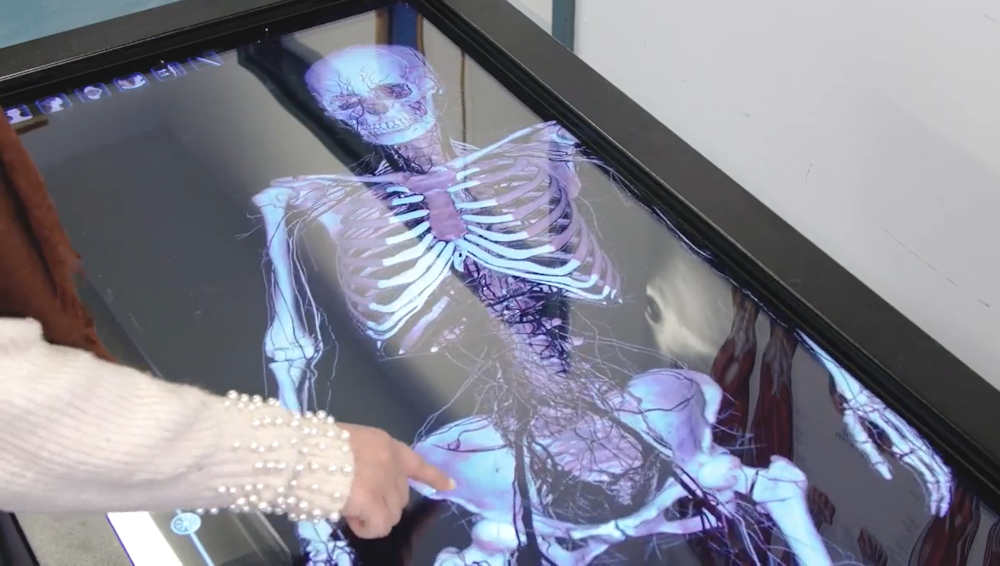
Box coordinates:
[195,392,355,522]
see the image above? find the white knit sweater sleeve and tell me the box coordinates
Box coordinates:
[0,318,354,520]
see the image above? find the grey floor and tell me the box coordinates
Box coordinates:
[0,0,177,48]
[2,3,179,563]
[16,515,130,566]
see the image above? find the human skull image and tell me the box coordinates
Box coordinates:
[305,45,439,146]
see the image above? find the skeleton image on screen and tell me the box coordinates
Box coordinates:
[252,44,952,565]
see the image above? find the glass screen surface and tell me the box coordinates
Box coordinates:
[6,5,995,565]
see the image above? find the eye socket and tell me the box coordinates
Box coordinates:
[335,97,361,110]
[378,83,413,99]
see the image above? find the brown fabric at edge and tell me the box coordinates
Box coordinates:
[0,119,111,360]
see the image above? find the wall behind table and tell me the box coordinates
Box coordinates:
[566,0,1000,384]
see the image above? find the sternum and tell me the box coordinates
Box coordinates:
[422,190,467,241]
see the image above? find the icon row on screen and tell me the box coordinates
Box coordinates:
[4,51,222,125]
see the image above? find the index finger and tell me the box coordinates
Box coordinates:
[397,442,454,492]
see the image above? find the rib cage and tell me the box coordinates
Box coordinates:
[280,132,620,351]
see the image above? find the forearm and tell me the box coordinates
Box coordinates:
[0,318,353,517]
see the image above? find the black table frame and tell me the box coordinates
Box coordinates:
[2,0,998,561]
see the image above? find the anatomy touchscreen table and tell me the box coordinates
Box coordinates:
[7,5,994,566]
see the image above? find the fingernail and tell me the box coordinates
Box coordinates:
[447,478,457,490]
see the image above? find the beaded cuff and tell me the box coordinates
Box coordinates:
[192,391,355,524]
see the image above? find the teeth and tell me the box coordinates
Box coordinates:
[367,115,416,135]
